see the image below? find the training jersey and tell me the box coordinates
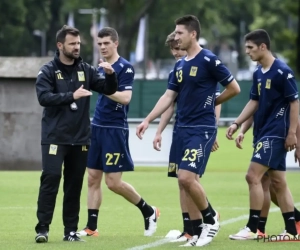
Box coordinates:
[250,59,298,140]
[168,49,233,128]
[92,57,134,129]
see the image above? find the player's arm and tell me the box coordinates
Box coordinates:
[145,89,177,123]
[105,91,132,105]
[240,116,254,134]
[157,102,175,135]
[283,69,299,150]
[136,66,179,139]
[286,99,299,151]
[226,99,258,140]
[226,73,259,140]
[105,64,134,105]
[136,89,177,139]
[215,79,240,106]
[207,56,240,105]
[215,86,222,125]
[89,64,118,95]
[288,100,299,134]
[294,119,300,165]
[235,116,254,149]
[211,103,221,152]
[215,104,221,124]
[36,66,75,107]
[153,102,175,150]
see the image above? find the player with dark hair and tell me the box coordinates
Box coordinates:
[137,15,240,247]
[77,27,159,238]
[227,29,299,240]
[152,31,221,242]
[34,25,117,243]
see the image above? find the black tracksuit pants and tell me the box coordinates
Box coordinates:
[35,144,88,235]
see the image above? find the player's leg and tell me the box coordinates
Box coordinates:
[168,129,193,241]
[230,161,267,240]
[77,126,103,237]
[269,168,300,234]
[103,128,159,236]
[177,127,219,247]
[84,169,103,235]
[62,145,88,242]
[35,144,66,243]
[268,170,297,237]
[257,173,271,236]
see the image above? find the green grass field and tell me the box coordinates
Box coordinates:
[1,128,300,249]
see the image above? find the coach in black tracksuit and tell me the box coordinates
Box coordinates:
[34,25,118,243]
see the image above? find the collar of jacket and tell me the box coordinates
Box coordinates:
[54,49,83,67]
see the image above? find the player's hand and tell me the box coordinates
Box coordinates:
[226,124,238,140]
[235,132,244,149]
[294,146,300,166]
[285,132,297,151]
[136,120,149,139]
[73,85,93,100]
[211,139,219,152]
[153,133,162,151]
[99,59,114,75]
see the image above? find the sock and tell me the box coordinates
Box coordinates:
[136,198,154,218]
[246,209,261,233]
[294,207,300,222]
[87,209,99,231]
[283,212,297,235]
[200,206,215,225]
[182,213,192,235]
[257,217,267,233]
[207,201,216,217]
[191,219,203,236]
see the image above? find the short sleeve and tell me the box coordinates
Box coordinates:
[167,66,179,93]
[250,71,259,101]
[118,65,134,91]
[207,56,234,87]
[283,69,298,102]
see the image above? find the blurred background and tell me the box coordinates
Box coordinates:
[1,0,300,169]
[1,0,300,78]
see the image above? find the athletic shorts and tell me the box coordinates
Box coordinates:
[87,126,134,173]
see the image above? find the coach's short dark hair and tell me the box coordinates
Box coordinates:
[98,27,119,42]
[56,25,80,43]
[175,15,201,40]
[244,29,271,50]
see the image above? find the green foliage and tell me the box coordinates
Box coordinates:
[0,0,298,72]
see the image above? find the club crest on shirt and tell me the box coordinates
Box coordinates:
[189,66,198,77]
[265,79,271,89]
[77,71,85,81]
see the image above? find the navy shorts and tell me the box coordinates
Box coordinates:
[177,127,217,176]
[168,128,180,178]
[87,126,134,173]
[251,137,286,171]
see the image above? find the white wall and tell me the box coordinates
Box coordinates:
[128,124,173,166]
[128,123,298,169]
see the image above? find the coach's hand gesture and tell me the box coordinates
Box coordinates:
[99,59,114,75]
[73,85,93,100]
[136,120,149,139]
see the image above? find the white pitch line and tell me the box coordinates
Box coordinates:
[126,202,300,250]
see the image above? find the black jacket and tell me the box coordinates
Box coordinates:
[36,51,118,145]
